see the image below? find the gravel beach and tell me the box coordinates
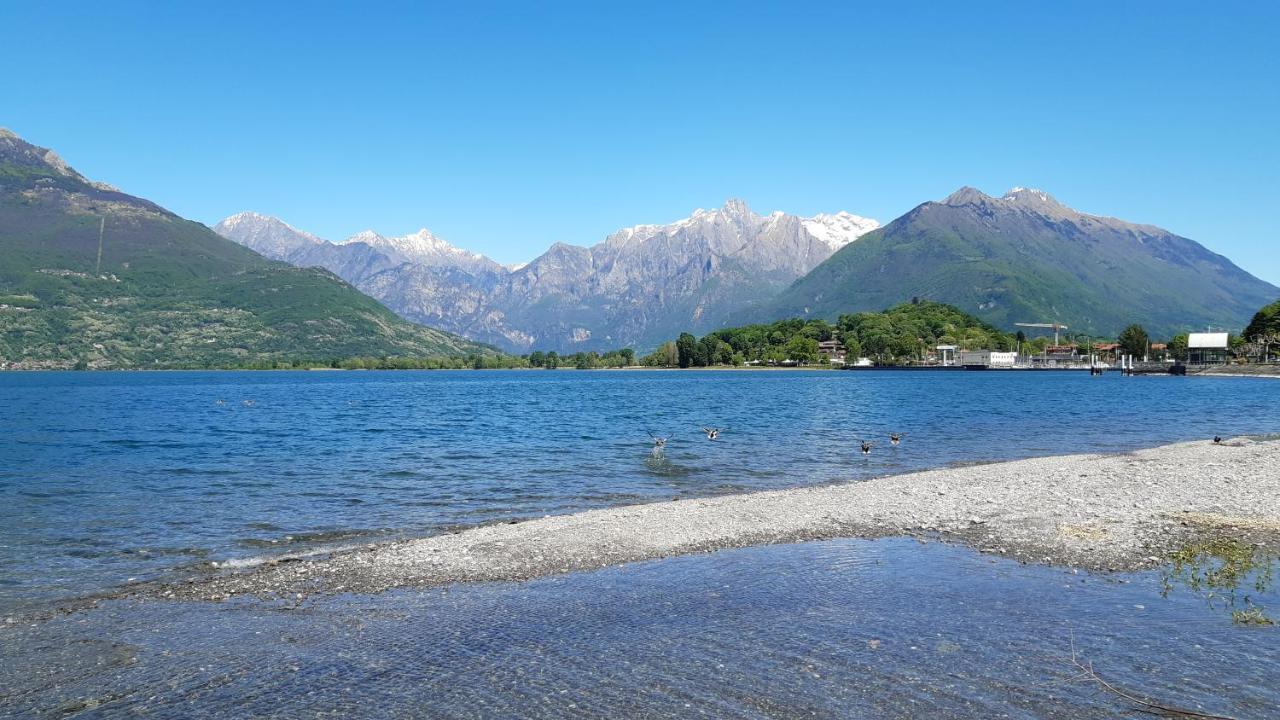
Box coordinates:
[1190,365,1280,379]
[159,437,1280,602]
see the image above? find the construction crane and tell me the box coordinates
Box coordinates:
[1015,322,1069,345]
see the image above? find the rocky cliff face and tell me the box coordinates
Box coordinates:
[215,200,879,351]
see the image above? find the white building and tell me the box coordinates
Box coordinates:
[935,345,957,366]
[1187,332,1230,365]
[958,350,1019,368]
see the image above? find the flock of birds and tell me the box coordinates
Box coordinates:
[219,399,911,457]
[647,428,904,456]
[214,399,255,407]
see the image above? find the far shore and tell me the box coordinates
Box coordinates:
[11,363,1280,375]
[149,436,1280,604]
[0,363,843,373]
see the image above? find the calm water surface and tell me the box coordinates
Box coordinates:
[2,539,1275,719]
[1,369,1278,612]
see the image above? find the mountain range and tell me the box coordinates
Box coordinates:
[221,186,1277,350]
[0,129,492,368]
[2,125,1272,368]
[758,187,1278,338]
[215,202,880,352]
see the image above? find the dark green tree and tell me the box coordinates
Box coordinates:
[676,332,698,368]
[784,336,819,363]
[696,335,721,367]
[1244,299,1280,338]
[1118,324,1150,359]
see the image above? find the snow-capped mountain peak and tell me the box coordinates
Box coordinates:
[212,212,324,258]
[344,229,385,245]
[341,227,502,273]
[1002,187,1067,210]
[801,211,881,251]
[603,199,877,253]
[216,211,320,241]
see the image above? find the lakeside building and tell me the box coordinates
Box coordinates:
[935,345,957,366]
[958,350,1019,368]
[1044,345,1081,361]
[1188,332,1230,365]
[817,339,847,364]
[1028,345,1082,368]
[1091,343,1121,362]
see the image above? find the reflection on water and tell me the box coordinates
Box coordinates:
[1162,538,1277,625]
[1,539,1274,719]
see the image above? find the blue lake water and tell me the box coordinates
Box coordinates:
[1,369,1278,613]
[2,539,1276,718]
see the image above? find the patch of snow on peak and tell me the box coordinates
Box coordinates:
[1002,187,1072,214]
[217,211,319,238]
[342,227,502,271]
[1003,187,1066,205]
[1005,186,1049,201]
[343,230,385,246]
[801,211,881,250]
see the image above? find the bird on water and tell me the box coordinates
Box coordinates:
[861,441,874,455]
[701,427,722,441]
[890,433,903,446]
[647,431,670,455]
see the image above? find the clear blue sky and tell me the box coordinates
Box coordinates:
[3,1,1278,281]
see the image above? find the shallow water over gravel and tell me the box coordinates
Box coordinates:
[2,369,1278,612]
[2,539,1275,719]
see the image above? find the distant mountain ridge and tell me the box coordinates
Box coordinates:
[0,129,493,368]
[756,186,1278,338]
[216,200,881,351]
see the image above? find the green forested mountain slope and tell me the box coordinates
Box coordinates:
[0,129,491,368]
[759,187,1278,338]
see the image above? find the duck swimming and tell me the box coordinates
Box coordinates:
[890,433,903,446]
[701,427,721,441]
[648,431,670,455]
[861,441,873,455]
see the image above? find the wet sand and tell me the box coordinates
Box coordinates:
[148,436,1280,603]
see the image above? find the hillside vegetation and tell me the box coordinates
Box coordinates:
[0,129,495,369]
[641,301,1021,366]
[759,188,1278,339]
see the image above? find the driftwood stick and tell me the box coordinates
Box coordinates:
[1067,636,1238,720]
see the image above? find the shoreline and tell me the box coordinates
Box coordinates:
[1190,365,1280,379]
[6,363,1280,376]
[147,436,1280,604]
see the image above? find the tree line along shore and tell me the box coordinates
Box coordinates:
[8,298,1279,372]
